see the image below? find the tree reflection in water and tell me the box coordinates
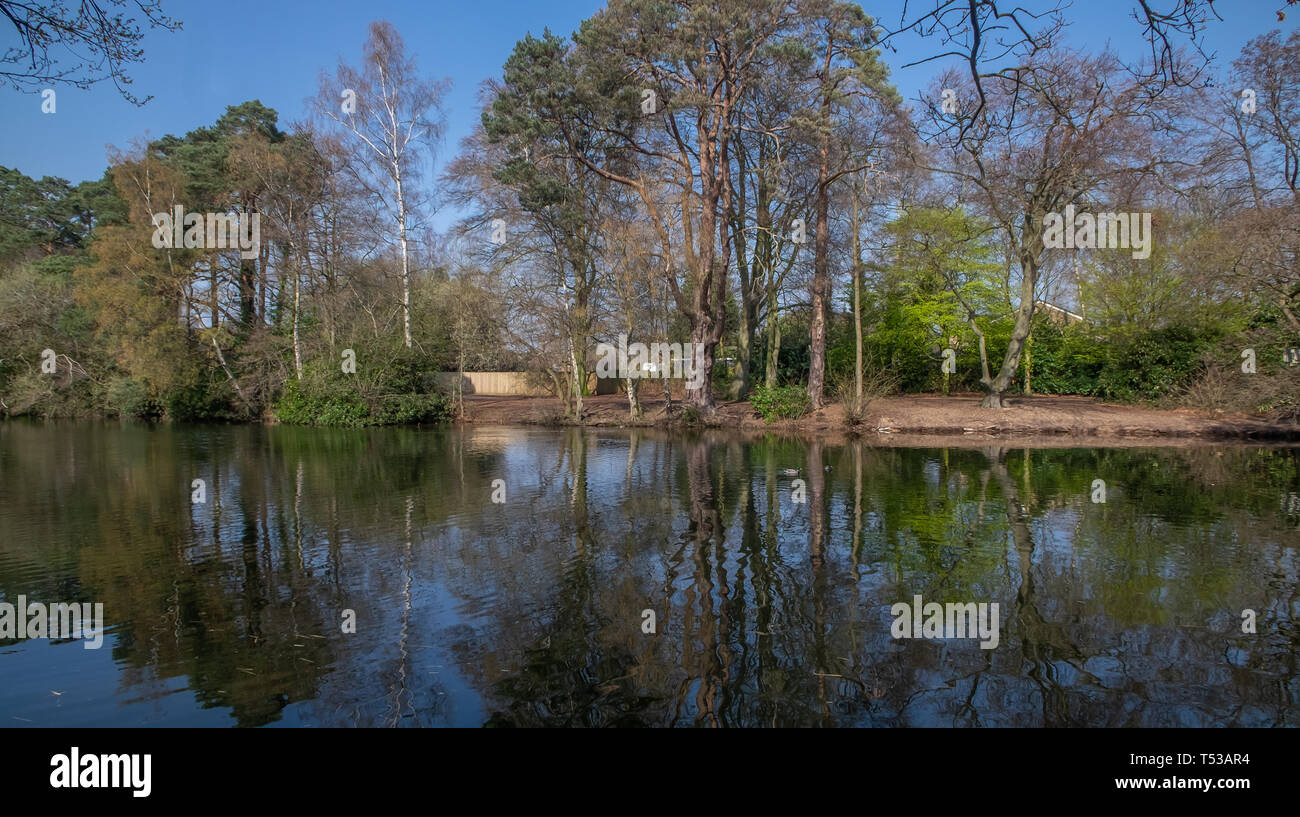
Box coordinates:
[0,422,1296,727]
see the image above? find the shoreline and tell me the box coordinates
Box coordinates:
[456,392,1300,443]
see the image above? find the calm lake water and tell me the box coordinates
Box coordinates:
[1,420,1297,727]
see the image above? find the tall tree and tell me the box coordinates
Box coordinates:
[550,0,797,414]
[316,20,448,349]
[793,0,898,409]
[477,31,620,417]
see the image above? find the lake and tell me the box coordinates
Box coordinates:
[1,421,1297,727]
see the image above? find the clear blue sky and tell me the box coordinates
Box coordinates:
[0,0,1291,228]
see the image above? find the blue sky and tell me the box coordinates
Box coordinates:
[0,0,1291,228]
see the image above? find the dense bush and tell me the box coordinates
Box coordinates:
[373,393,454,425]
[163,377,236,422]
[1094,324,1216,402]
[273,359,452,427]
[1026,321,1106,396]
[105,377,161,419]
[825,295,1016,395]
[750,384,811,422]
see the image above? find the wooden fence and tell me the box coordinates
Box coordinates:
[435,372,686,398]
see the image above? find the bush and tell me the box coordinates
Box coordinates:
[273,362,453,427]
[831,359,898,425]
[374,393,454,425]
[1096,324,1214,403]
[750,384,811,423]
[1178,357,1300,422]
[274,376,366,427]
[1027,321,1106,396]
[106,377,161,419]
[163,379,234,422]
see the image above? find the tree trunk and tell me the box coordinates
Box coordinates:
[807,52,835,411]
[291,253,302,379]
[395,171,412,349]
[733,301,754,399]
[981,240,1040,408]
[851,191,864,413]
[570,322,588,400]
[687,318,717,412]
[258,242,268,326]
[1024,333,1033,395]
[625,377,641,419]
[765,310,781,387]
[210,262,219,329]
[239,256,257,330]
[808,169,830,409]
[568,334,583,421]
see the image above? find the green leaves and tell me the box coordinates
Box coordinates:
[751,384,812,422]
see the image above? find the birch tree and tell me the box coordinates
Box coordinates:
[316,20,448,349]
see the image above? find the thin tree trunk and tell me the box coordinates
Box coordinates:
[1024,333,1033,395]
[292,255,303,379]
[395,170,412,349]
[808,50,835,411]
[808,170,830,408]
[852,189,864,412]
[625,377,641,419]
[211,335,252,413]
[765,310,781,387]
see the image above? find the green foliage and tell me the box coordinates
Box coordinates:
[274,376,365,427]
[750,384,811,423]
[1095,324,1216,403]
[0,168,90,265]
[105,377,160,419]
[163,378,235,422]
[274,358,453,428]
[1026,320,1106,396]
[373,393,454,425]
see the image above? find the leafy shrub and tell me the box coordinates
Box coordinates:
[275,376,366,427]
[1096,324,1214,402]
[750,384,811,422]
[274,361,452,427]
[163,379,233,422]
[1027,321,1106,396]
[374,393,453,425]
[106,377,161,419]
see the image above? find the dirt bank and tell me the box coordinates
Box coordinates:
[458,392,1300,442]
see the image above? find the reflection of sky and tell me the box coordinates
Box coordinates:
[3,424,1298,726]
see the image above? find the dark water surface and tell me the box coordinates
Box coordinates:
[1,420,1297,727]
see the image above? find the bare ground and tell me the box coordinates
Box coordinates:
[458,392,1300,443]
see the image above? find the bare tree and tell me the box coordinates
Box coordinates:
[914,49,1178,407]
[315,20,448,349]
[0,0,181,104]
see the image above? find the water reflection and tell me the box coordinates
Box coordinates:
[0,421,1296,727]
